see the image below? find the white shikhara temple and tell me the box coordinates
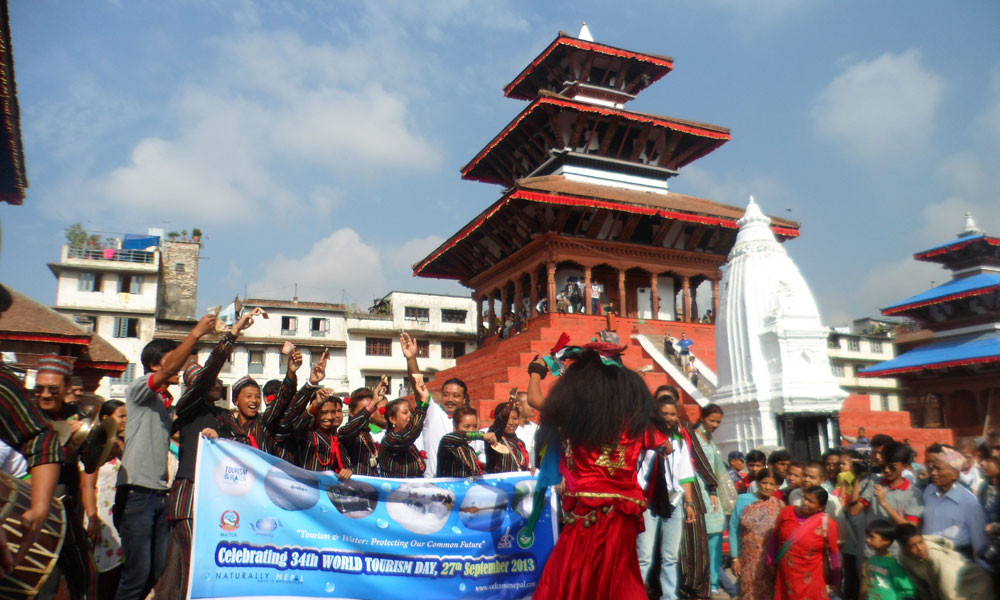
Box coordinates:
[712,197,845,456]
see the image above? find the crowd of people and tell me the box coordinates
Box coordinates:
[0,287,543,599]
[1,278,998,600]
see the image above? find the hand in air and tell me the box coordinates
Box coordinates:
[399,332,417,360]
[412,373,429,402]
[309,350,329,385]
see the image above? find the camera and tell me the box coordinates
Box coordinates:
[851,451,872,476]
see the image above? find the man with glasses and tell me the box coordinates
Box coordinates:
[32,355,98,599]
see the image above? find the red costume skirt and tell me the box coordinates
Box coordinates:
[534,493,647,600]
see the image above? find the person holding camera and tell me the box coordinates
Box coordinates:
[848,441,923,560]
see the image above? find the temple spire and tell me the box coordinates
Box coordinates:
[578,22,594,42]
[958,211,983,238]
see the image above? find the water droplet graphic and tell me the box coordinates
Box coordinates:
[325,582,336,592]
[320,506,328,513]
[376,518,389,529]
[459,583,467,591]
[451,526,463,534]
[380,482,393,492]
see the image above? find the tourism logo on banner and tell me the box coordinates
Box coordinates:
[188,438,558,600]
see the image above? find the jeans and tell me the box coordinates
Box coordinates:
[591,297,600,314]
[637,505,685,600]
[115,488,169,600]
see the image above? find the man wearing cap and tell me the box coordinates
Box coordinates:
[0,286,62,578]
[31,355,97,600]
[924,448,987,561]
[726,450,749,494]
[115,313,217,600]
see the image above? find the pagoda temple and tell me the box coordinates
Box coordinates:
[415,27,800,418]
[859,213,1000,437]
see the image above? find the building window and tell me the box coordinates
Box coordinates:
[77,272,102,292]
[869,340,883,353]
[847,338,860,352]
[365,338,392,356]
[73,315,96,332]
[417,340,430,358]
[112,363,136,385]
[831,362,845,377]
[310,318,328,336]
[441,341,466,359]
[174,263,185,273]
[880,393,890,411]
[827,336,840,349]
[281,316,297,335]
[113,317,139,338]
[117,274,143,294]
[404,307,429,322]
[441,309,467,324]
[248,350,265,375]
[364,375,383,391]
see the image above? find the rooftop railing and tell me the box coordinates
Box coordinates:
[67,245,156,264]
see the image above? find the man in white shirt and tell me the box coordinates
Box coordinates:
[400,332,468,478]
[923,448,987,561]
[637,392,695,600]
[514,391,538,469]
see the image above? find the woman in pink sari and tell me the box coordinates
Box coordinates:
[771,485,841,600]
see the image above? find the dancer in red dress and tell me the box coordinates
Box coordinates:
[528,347,671,600]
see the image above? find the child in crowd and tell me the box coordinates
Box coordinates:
[861,518,917,600]
[436,405,497,478]
[378,374,430,478]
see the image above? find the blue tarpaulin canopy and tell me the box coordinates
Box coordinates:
[121,234,160,250]
[882,272,1000,315]
[859,331,1000,377]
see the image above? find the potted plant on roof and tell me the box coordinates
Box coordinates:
[191,228,203,243]
[167,231,179,241]
[180,229,188,241]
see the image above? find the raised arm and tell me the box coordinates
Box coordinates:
[150,313,219,390]
[400,332,420,380]
[526,356,547,412]
[174,328,244,420]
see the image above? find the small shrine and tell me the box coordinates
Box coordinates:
[860,213,1000,437]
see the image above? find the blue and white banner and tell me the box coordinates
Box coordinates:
[188,438,558,600]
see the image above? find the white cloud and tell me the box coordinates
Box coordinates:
[75,29,442,222]
[811,49,945,161]
[249,228,385,302]
[385,235,446,273]
[673,165,791,212]
[822,256,943,326]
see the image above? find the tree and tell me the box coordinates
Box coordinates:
[66,224,87,247]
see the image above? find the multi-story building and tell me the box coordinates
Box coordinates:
[827,318,902,411]
[191,298,349,405]
[48,229,201,398]
[346,291,477,396]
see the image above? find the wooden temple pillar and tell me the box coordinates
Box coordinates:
[529,270,538,317]
[476,294,483,335]
[650,273,659,320]
[501,286,510,322]
[682,276,692,322]
[583,266,592,315]
[514,278,523,318]
[546,262,556,313]
[487,292,496,336]
[617,270,626,316]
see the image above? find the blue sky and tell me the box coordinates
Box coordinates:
[1,1,998,325]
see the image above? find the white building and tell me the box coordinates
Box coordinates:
[827,318,902,411]
[191,298,350,405]
[346,291,477,396]
[49,241,163,398]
